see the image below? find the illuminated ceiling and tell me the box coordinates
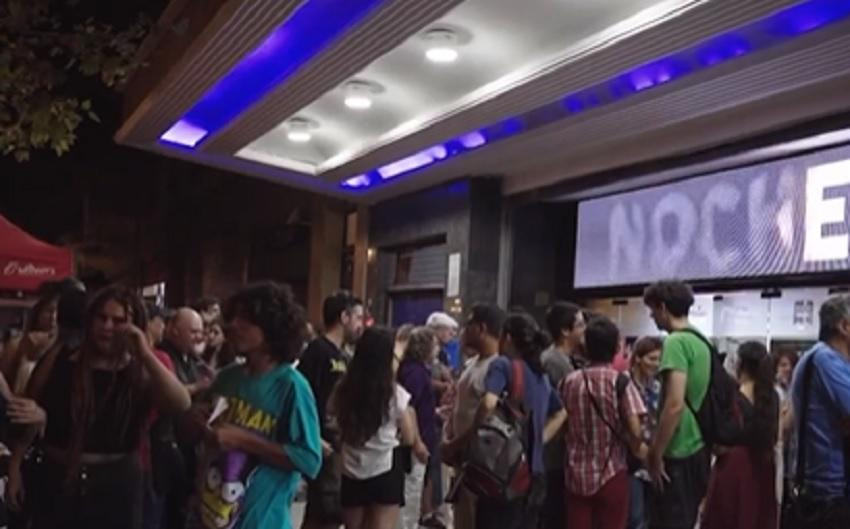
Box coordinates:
[118,0,850,202]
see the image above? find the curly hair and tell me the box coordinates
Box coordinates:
[403,326,436,364]
[631,336,663,367]
[225,281,306,363]
[334,326,396,446]
[643,280,695,318]
[772,349,798,375]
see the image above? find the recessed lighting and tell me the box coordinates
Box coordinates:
[426,47,458,63]
[287,130,312,143]
[285,117,317,143]
[423,28,461,64]
[343,79,383,110]
[344,95,373,110]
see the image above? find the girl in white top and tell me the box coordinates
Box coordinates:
[332,327,426,529]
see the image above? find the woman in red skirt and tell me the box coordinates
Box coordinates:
[702,341,779,529]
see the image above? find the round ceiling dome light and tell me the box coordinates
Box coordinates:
[423,28,460,64]
[285,117,318,143]
[287,130,312,142]
[426,47,459,63]
[345,95,372,110]
[343,80,383,110]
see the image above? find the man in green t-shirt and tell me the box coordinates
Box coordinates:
[643,281,711,529]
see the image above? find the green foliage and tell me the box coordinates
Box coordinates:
[0,0,150,161]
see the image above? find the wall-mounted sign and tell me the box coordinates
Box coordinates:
[447,252,461,297]
[574,144,850,288]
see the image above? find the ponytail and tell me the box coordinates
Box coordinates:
[737,342,779,452]
[503,313,549,375]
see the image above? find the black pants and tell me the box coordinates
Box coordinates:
[475,475,546,529]
[541,468,565,529]
[29,455,143,529]
[782,495,850,529]
[304,452,344,524]
[649,449,710,529]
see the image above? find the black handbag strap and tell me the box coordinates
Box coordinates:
[794,351,818,491]
[581,369,628,444]
[580,369,621,476]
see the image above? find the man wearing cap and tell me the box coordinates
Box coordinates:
[427,312,460,371]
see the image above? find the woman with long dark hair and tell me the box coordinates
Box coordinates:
[475,313,567,529]
[702,341,779,529]
[333,327,420,529]
[202,318,237,370]
[11,285,191,529]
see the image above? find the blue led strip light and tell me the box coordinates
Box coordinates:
[342,0,850,191]
[159,0,386,148]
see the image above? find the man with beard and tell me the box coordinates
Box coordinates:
[160,307,210,529]
[300,291,365,529]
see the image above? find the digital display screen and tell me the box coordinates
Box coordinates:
[574,144,850,288]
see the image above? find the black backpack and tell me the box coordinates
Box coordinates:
[673,328,748,447]
[463,359,532,502]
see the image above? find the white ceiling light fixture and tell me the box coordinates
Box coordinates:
[343,80,384,110]
[423,28,461,64]
[285,117,318,143]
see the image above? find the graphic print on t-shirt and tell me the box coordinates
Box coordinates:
[200,450,256,529]
[198,396,279,529]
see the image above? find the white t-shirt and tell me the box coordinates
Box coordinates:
[451,354,496,439]
[342,384,411,480]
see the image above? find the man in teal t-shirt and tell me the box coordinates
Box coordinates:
[643,281,711,529]
[193,282,321,529]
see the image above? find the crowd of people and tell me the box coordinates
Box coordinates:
[0,277,848,529]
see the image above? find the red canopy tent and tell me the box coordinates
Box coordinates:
[0,214,73,292]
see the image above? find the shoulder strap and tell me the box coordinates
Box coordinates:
[670,328,715,417]
[582,369,627,444]
[672,328,717,355]
[509,359,525,408]
[795,352,818,490]
[615,372,630,401]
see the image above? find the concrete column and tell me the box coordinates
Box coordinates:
[307,198,345,326]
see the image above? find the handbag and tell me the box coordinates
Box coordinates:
[781,352,850,529]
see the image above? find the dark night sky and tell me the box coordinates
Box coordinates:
[0,0,172,238]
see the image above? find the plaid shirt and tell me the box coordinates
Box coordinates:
[561,365,647,496]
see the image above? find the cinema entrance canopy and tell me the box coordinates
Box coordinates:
[118,0,850,204]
